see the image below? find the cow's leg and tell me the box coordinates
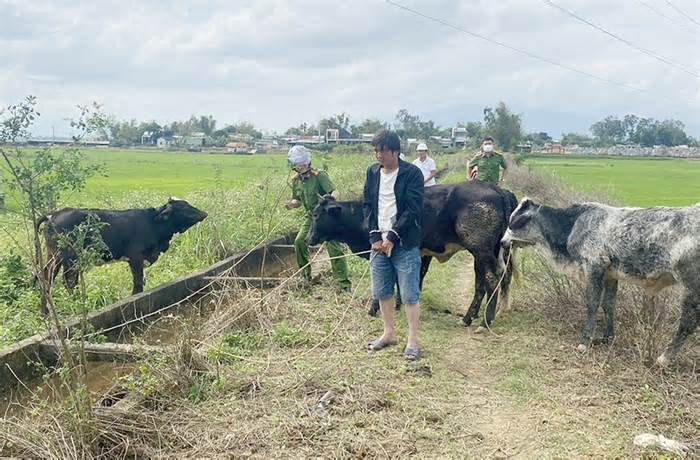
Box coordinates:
[62,255,79,293]
[657,290,698,366]
[419,256,432,291]
[463,259,486,326]
[578,267,605,352]
[479,257,501,330]
[40,248,62,315]
[657,263,699,366]
[600,276,618,343]
[395,280,402,310]
[129,258,145,294]
[497,246,514,314]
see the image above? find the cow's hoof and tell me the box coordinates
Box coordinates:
[462,316,473,327]
[656,353,671,368]
[475,325,487,334]
[577,344,589,354]
[368,300,380,317]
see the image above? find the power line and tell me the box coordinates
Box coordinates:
[664,0,700,28]
[383,0,647,95]
[543,0,700,79]
[637,0,700,36]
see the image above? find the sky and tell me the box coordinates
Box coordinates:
[1,0,699,139]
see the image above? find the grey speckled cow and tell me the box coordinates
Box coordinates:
[501,197,699,366]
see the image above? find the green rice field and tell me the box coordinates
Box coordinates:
[523,154,700,207]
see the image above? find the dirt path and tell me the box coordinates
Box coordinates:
[424,253,698,458]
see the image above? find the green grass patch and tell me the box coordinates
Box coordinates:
[523,155,700,207]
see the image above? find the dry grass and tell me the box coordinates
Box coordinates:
[1,164,698,458]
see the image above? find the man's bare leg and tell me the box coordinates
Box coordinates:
[378,296,398,343]
[404,303,420,350]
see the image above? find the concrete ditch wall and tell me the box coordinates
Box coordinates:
[0,233,298,392]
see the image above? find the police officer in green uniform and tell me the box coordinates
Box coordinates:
[467,136,508,185]
[285,145,351,291]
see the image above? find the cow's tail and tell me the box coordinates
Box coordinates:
[496,188,520,313]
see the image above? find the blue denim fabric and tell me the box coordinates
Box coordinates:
[370,245,421,304]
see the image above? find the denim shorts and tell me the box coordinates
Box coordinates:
[370,245,421,304]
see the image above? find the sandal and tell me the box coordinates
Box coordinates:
[404,347,421,361]
[367,338,398,351]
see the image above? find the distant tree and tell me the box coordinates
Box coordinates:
[591,114,692,147]
[561,132,595,146]
[524,131,552,146]
[108,119,142,146]
[197,115,216,136]
[285,122,317,136]
[233,121,262,140]
[463,121,484,147]
[482,102,523,151]
[350,118,387,137]
[655,119,690,146]
[622,114,639,141]
[394,109,444,139]
[590,116,626,145]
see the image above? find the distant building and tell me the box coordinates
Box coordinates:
[515,142,533,154]
[141,131,157,145]
[452,126,468,148]
[325,129,340,143]
[26,136,109,147]
[544,142,565,154]
[157,137,175,149]
[225,142,249,154]
[185,132,206,147]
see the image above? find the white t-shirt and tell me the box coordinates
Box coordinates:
[377,167,399,241]
[413,156,437,187]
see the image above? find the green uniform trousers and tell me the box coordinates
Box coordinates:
[294,217,351,289]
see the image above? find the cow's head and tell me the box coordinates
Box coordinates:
[155,197,208,233]
[501,197,542,249]
[306,195,342,246]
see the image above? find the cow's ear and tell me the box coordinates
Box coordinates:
[155,203,173,222]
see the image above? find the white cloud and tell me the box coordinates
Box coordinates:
[0,0,698,137]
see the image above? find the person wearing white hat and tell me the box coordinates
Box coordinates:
[285,145,351,291]
[412,143,437,187]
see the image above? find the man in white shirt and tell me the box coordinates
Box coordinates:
[412,143,437,187]
[363,129,425,361]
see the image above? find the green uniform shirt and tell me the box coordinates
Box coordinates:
[469,152,506,184]
[291,170,335,213]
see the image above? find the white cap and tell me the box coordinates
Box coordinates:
[287,145,311,166]
[416,143,428,151]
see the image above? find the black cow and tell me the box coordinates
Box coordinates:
[38,197,207,309]
[307,181,518,329]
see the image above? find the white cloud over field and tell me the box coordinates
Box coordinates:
[1,0,699,137]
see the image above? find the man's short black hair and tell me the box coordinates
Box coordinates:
[482,136,495,143]
[372,129,401,153]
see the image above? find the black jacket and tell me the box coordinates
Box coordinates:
[362,160,424,249]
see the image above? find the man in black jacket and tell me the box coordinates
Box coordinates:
[363,129,425,361]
